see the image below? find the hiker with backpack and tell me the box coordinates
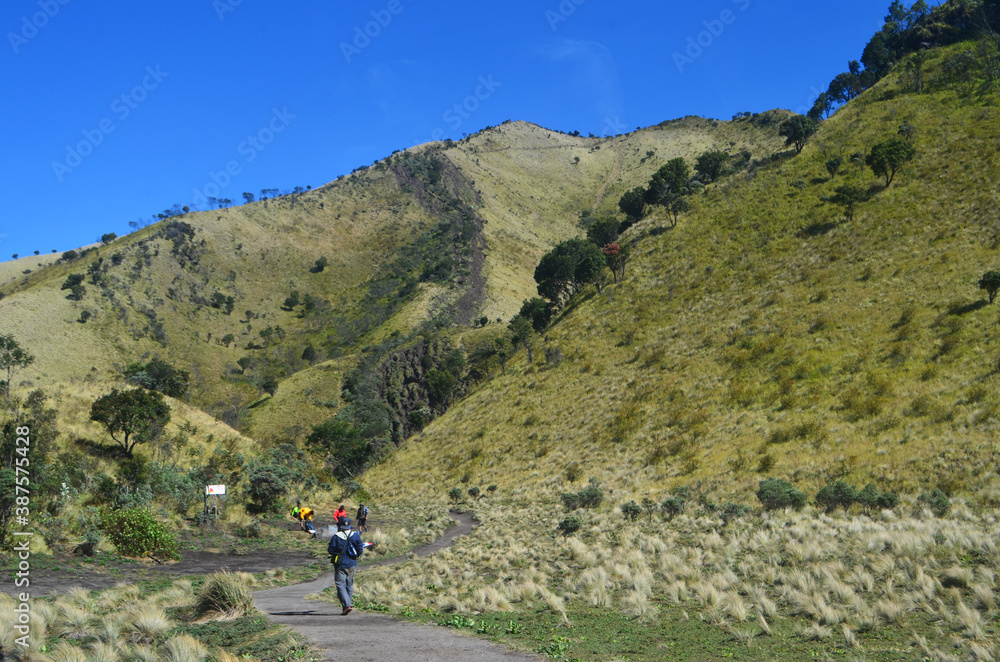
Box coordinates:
[333,504,347,524]
[327,516,365,615]
[356,503,369,532]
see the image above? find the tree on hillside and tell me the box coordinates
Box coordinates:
[830,184,867,221]
[646,158,690,203]
[979,270,1000,303]
[508,315,535,363]
[123,358,190,399]
[779,116,819,154]
[808,92,833,121]
[585,215,620,247]
[645,157,692,225]
[534,238,606,306]
[242,192,255,204]
[826,157,843,178]
[665,196,690,226]
[866,139,916,186]
[695,150,729,183]
[618,186,646,223]
[603,242,629,283]
[306,417,369,479]
[90,388,170,456]
[311,257,328,273]
[519,297,553,332]
[0,334,34,400]
[100,232,118,245]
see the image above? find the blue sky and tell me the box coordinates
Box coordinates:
[1,0,902,258]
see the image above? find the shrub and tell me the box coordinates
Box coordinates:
[311,257,328,273]
[815,480,858,513]
[720,502,750,525]
[856,483,899,514]
[919,489,951,517]
[979,270,1000,304]
[557,516,582,536]
[448,487,463,503]
[757,478,806,511]
[561,492,580,510]
[467,486,480,499]
[99,507,178,559]
[621,500,642,522]
[196,571,255,617]
[246,465,292,513]
[661,496,685,520]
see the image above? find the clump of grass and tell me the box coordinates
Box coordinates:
[161,635,209,662]
[195,572,256,619]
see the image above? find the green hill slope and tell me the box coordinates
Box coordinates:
[0,118,784,442]
[366,44,1000,505]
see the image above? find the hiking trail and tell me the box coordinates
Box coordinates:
[253,511,540,661]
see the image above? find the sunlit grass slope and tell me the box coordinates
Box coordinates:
[0,117,784,440]
[366,45,1000,506]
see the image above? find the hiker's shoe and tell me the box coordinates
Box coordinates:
[342,607,352,616]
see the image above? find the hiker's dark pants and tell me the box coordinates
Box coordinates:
[335,566,355,608]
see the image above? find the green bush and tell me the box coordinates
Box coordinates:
[99,507,178,559]
[661,496,685,520]
[815,480,858,513]
[196,571,255,617]
[756,478,806,511]
[557,516,582,536]
[720,502,750,525]
[560,492,580,510]
[561,478,603,511]
[919,489,951,517]
[621,500,642,522]
[246,465,292,513]
[856,483,899,514]
[448,487,463,503]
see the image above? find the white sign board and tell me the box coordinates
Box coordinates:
[205,485,226,495]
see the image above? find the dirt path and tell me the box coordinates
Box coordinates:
[253,511,540,662]
[592,141,623,212]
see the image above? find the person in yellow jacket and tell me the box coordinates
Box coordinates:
[292,501,317,537]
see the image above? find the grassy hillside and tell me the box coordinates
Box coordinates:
[367,43,1000,506]
[345,42,1000,662]
[0,116,784,440]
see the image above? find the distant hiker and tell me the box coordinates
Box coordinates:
[327,516,364,615]
[300,506,316,537]
[356,503,369,532]
[333,504,347,523]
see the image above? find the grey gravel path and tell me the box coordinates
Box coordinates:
[253,511,541,662]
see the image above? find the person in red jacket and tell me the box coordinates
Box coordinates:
[333,504,347,524]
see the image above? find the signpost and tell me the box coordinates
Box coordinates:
[204,484,226,521]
